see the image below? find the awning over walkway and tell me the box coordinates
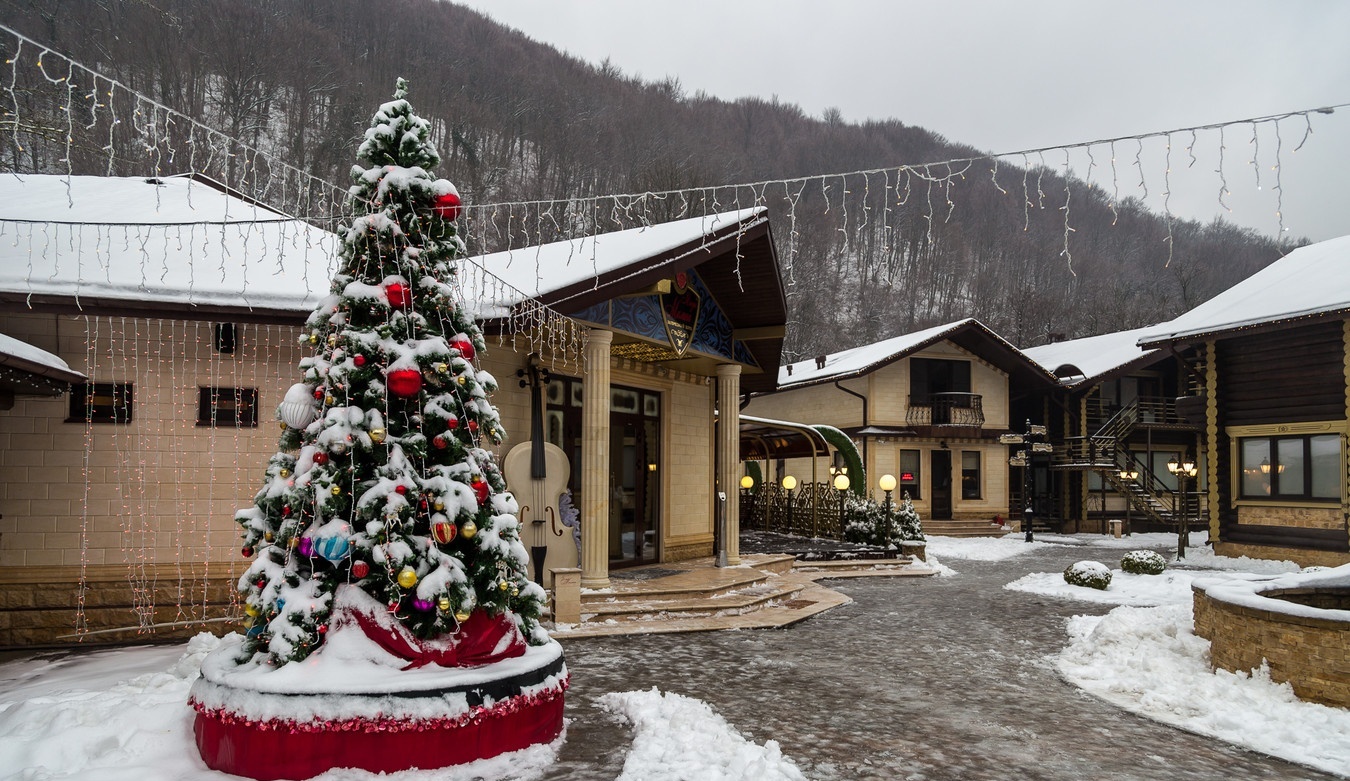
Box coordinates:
[738,414,833,461]
[0,332,86,398]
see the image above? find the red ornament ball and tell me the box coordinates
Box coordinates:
[395,484,409,495]
[351,560,370,579]
[449,337,476,362]
[242,545,254,558]
[471,478,490,504]
[467,420,479,433]
[431,520,458,544]
[432,434,448,449]
[432,191,462,221]
[447,416,459,430]
[313,451,329,466]
[387,368,423,398]
[353,354,367,367]
[313,386,324,400]
[385,282,412,309]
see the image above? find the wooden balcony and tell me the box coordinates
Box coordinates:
[906,392,984,429]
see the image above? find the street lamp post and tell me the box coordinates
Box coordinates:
[1118,468,1139,537]
[879,473,897,544]
[781,475,797,535]
[740,475,756,532]
[833,472,850,538]
[1166,454,1198,560]
[1000,420,1051,543]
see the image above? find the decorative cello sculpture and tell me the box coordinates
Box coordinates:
[504,355,575,588]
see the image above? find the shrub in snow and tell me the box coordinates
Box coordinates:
[842,494,925,548]
[1064,560,1112,590]
[1121,550,1167,575]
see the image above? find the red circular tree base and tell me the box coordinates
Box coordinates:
[193,682,566,780]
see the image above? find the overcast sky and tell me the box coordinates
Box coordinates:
[454,0,1349,243]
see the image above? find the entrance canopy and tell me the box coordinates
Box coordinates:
[738,414,833,460]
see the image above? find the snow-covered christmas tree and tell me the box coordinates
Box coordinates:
[234,78,546,665]
[191,82,566,780]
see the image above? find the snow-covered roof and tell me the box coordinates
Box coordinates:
[1021,326,1162,386]
[778,317,1055,390]
[467,207,767,311]
[0,331,85,386]
[1137,234,1350,345]
[0,174,339,315]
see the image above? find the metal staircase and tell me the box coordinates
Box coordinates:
[1050,397,1204,528]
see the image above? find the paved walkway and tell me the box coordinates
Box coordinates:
[543,542,1338,780]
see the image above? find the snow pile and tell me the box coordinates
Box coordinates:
[1007,565,1270,606]
[600,688,806,781]
[1057,605,1350,777]
[923,534,1061,561]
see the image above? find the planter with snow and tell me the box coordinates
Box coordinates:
[1063,560,1112,590]
[1192,564,1350,708]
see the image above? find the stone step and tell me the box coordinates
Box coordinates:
[554,577,851,638]
[580,576,807,621]
[923,520,1009,538]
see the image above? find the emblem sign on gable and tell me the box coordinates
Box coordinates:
[661,272,701,357]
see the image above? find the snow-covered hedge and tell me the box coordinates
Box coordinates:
[1121,550,1167,575]
[1064,560,1112,590]
[842,494,924,548]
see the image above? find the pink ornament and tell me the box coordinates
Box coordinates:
[387,368,423,398]
[412,598,434,612]
[432,192,462,221]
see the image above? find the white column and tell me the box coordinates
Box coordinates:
[716,363,742,565]
[580,329,612,589]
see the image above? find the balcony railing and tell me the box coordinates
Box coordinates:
[907,392,984,428]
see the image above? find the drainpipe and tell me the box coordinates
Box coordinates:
[833,380,868,477]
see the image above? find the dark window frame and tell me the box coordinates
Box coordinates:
[197,386,260,428]
[961,450,982,500]
[899,448,922,500]
[67,382,134,424]
[1238,434,1341,501]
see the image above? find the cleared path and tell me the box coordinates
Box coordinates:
[544,543,1338,780]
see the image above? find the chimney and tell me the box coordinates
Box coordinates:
[785,364,793,376]
[815,355,827,369]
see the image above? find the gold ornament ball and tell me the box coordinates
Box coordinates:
[279,468,290,478]
[498,581,509,592]
[325,395,335,405]
[435,362,449,374]
[370,428,387,443]
[460,520,478,539]
[288,536,299,548]
[454,611,471,623]
[330,485,342,496]
[264,531,274,542]
[438,596,452,612]
[244,603,260,617]
[456,375,467,386]
[398,566,418,589]
[510,587,519,597]
[308,333,319,344]
[327,334,338,347]
[278,421,288,430]
[433,500,445,511]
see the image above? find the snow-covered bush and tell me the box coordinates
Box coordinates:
[842,494,925,548]
[1064,560,1112,590]
[1121,550,1167,575]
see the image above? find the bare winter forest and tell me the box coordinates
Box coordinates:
[0,0,1301,358]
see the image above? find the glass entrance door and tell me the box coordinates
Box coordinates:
[609,386,661,567]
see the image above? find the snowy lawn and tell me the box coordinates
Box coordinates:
[1006,544,1350,778]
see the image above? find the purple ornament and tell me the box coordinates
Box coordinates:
[298,537,314,558]
[412,598,434,612]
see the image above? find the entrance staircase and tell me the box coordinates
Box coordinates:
[551,552,933,637]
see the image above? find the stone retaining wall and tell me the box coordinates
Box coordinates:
[1193,582,1350,708]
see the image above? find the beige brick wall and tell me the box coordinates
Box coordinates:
[1237,505,1344,530]
[1194,584,1350,707]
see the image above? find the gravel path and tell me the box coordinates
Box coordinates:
[544,542,1337,780]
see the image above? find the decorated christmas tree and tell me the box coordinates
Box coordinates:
[233,79,546,667]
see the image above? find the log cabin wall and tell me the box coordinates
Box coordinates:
[1212,319,1349,560]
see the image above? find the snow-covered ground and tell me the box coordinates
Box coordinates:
[1,533,1344,780]
[997,534,1350,778]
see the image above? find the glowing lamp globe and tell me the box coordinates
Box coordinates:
[387,368,423,398]
[432,191,462,220]
[879,474,897,492]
